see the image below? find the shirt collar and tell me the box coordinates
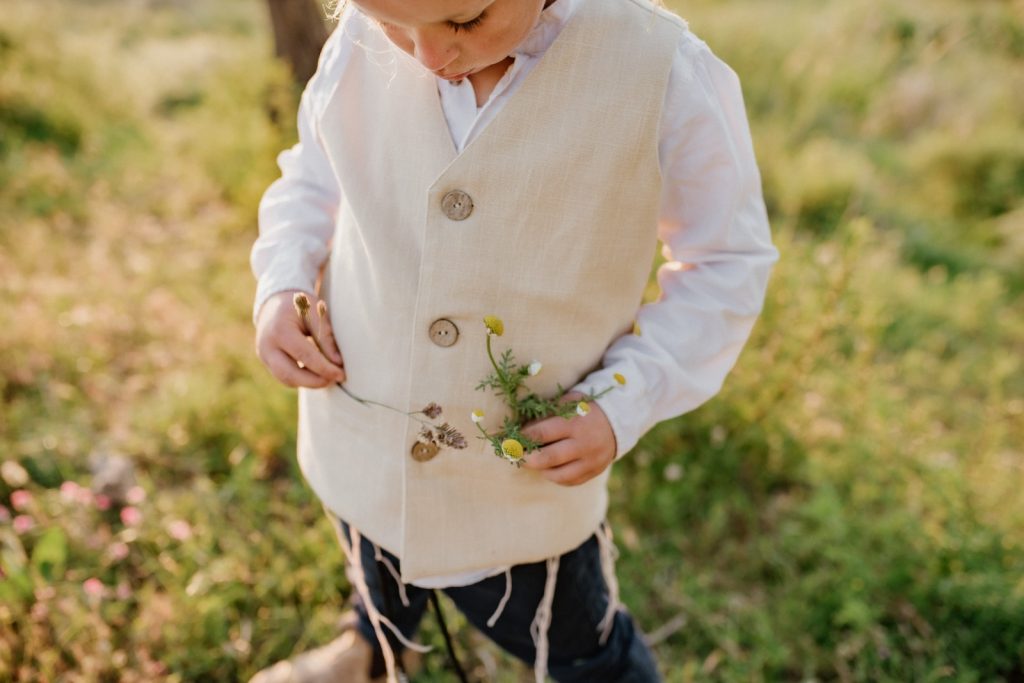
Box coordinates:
[512,0,582,59]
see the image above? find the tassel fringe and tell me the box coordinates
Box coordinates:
[373,542,411,607]
[324,512,432,683]
[529,556,560,683]
[326,513,623,682]
[487,568,513,628]
[595,520,622,646]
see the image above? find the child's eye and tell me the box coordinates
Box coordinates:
[446,11,486,33]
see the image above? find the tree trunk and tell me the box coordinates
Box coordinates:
[266,0,329,85]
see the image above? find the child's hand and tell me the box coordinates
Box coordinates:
[519,391,617,486]
[255,289,346,388]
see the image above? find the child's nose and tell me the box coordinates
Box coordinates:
[411,30,457,72]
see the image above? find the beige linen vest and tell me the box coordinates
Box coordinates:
[300,0,684,581]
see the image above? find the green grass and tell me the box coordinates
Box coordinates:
[1,0,1022,680]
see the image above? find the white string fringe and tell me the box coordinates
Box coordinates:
[529,556,560,683]
[373,543,411,607]
[486,568,514,628]
[328,518,622,682]
[329,522,400,683]
[325,515,433,683]
[595,521,622,646]
[375,612,434,654]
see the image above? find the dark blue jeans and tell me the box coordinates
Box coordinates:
[328,513,662,682]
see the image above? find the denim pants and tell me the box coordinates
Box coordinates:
[327,511,662,682]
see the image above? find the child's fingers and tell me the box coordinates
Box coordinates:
[314,312,345,367]
[281,331,346,383]
[520,415,573,447]
[522,439,577,471]
[540,459,594,487]
[264,348,334,389]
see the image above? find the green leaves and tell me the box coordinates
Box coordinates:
[474,317,618,464]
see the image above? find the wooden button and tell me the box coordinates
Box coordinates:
[428,318,459,347]
[411,441,439,462]
[441,190,473,221]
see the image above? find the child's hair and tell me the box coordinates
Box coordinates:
[326,0,345,21]
[325,0,665,23]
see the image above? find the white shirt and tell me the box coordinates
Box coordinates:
[251,0,778,588]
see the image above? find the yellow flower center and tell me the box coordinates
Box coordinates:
[576,401,590,416]
[614,373,626,385]
[501,438,524,460]
[483,315,505,336]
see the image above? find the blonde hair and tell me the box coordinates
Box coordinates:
[326,1,345,21]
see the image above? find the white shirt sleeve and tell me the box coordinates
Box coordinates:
[571,31,779,459]
[249,19,353,326]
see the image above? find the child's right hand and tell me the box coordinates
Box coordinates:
[255,289,347,388]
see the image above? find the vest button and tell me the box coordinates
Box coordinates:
[411,440,439,462]
[441,190,473,221]
[428,318,459,347]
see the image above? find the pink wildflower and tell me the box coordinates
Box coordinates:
[95,493,111,511]
[83,578,105,599]
[12,515,35,534]
[0,504,9,523]
[119,506,142,526]
[10,490,32,511]
[108,542,130,561]
[167,519,192,541]
[126,486,146,505]
[60,480,82,502]
[115,581,132,601]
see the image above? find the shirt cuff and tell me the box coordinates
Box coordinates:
[252,270,320,327]
[570,361,654,461]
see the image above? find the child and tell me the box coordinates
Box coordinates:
[250,0,777,680]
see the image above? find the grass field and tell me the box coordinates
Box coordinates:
[1,0,1023,680]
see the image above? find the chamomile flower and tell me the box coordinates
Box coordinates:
[501,439,524,460]
[576,401,590,417]
[614,373,626,385]
[483,315,504,336]
[471,409,485,424]
[528,361,542,376]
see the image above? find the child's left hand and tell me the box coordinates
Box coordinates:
[520,392,617,486]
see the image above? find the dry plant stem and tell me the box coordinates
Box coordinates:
[292,293,438,427]
[331,381,438,427]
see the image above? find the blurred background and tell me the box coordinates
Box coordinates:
[1,0,1022,680]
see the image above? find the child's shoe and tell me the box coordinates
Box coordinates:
[248,612,421,683]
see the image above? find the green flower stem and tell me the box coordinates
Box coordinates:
[485,334,503,384]
[474,421,494,441]
[486,334,521,420]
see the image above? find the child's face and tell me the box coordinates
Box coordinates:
[352,0,548,80]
